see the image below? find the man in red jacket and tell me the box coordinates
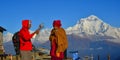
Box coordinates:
[19,20,39,60]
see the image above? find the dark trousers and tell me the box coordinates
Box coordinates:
[64,49,67,59]
[51,56,63,60]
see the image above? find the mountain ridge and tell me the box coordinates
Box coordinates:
[2,15,120,60]
[3,15,120,44]
[66,15,120,39]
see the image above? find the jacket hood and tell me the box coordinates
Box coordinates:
[22,20,31,29]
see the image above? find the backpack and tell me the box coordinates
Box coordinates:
[12,31,20,55]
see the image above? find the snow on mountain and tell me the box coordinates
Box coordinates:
[33,29,50,43]
[66,15,120,39]
[3,29,51,43]
[3,32,13,43]
[66,15,108,35]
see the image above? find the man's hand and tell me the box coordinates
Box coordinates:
[34,29,40,34]
[56,52,60,57]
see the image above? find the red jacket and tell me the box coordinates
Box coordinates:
[19,20,35,51]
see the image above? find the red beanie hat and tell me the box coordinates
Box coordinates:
[53,20,62,27]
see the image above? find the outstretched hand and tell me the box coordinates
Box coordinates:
[35,29,40,34]
[35,23,44,34]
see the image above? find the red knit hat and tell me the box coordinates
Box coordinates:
[53,20,62,27]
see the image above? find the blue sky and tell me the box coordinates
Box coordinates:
[0,0,120,33]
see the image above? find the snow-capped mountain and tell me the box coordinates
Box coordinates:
[3,15,120,44]
[66,15,120,39]
[3,32,13,42]
[33,29,50,43]
[2,15,120,60]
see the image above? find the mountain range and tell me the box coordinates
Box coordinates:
[66,15,120,41]
[3,15,120,43]
[3,15,120,60]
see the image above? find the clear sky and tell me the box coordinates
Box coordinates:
[0,0,120,33]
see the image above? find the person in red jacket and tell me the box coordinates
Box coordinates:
[19,20,39,60]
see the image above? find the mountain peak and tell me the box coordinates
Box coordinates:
[67,15,120,39]
[84,15,102,22]
[77,15,103,24]
[88,15,98,19]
